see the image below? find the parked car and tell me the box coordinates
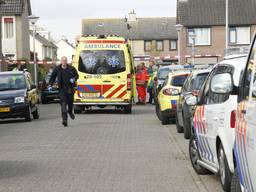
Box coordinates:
[153,65,188,102]
[231,36,256,192]
[40,71,59,104]
[188,56,247,192]
[176,70,210,139]
[155,72,189,125]
[0,71,39,121]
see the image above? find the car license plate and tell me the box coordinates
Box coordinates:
[0,107,10,112]
[81,92,100,98]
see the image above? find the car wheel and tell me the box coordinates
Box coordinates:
[230,168,242,192]
[25,106,33,122]
[155,104,162,121]
[189,136,211,175]
[218,143,232,192]
[124,104,132,114]
[74,105,83,114]
[176,113,184,133]
[161,117,169,125]
[32,107,40,119]
[184,116,192,139]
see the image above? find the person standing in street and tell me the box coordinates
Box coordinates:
[147,61,155,104]
[48,56,79,127]
[136,64,147,105]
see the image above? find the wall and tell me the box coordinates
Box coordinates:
[56,40,75,63]
[16,0,30,60]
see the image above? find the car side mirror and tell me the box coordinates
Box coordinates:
[210,73,232,94]
[186,95,197,106]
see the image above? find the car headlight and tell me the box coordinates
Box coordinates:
[14,97,25,103]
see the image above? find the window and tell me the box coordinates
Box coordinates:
[170,40,177,50]
[229,27,250,45]
[3,18,14,39]
[171,75,188,87]
[156,40,163,51]
[188,28,211,46]
[144,41,152,51]
[78,50,126,74]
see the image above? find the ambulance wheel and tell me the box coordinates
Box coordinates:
[189,136,211,175]
[124,104,132,114]
[74,105,83,114]
[218,143,232,192]
[230,168,242,192]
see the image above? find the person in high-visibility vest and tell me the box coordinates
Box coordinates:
[136,64,147,105]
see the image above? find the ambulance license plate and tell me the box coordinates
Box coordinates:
[81,92,100,98]
[0,107,10,112]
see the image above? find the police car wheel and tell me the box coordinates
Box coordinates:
[25,106,33,122]
[189,136,211,175]
[218,144,232,191]
[230,168,242,192]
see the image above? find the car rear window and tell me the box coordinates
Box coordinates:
[171,75,188,87]
[192,73,209,90]
[78,50,126,74]
[158,68,170,80]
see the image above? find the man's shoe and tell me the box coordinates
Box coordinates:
[69,113,75,120]
[62,121,68,127]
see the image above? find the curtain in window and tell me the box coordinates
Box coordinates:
[237,27,250,45]
[195,28,210,45]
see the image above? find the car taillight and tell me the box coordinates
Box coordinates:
[127,74,132,90]
[230,110,236,128]
[163,88,179,96]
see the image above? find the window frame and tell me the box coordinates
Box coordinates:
[187,27,211,46]
[156,40,164,51]
[2,16,15,40]
[144,40,152,52]
[170,40,177,51]
[229,26,251,45]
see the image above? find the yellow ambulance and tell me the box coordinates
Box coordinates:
[72,35,136,114]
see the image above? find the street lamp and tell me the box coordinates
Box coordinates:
[175,24,183,65]
[225,0,229,50]
[189,33,197,66]
[28,14,39,87]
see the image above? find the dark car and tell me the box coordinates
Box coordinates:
[0,71,39,121]
[40,71,59,104]
[176,70,210,139]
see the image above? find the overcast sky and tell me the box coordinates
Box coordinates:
[31,0,177,42]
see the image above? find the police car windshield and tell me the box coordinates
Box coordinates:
[0,74,26,91]
[171,75,188,87]
[79,50,126,74]
[158,68,170,80]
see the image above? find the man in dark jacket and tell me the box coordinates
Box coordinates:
[48,56,79,127]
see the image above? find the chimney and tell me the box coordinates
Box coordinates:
[128,10,137,22]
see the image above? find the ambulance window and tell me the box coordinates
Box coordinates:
[78,50,126,74]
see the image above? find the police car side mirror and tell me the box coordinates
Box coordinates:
[186,95,197,106]
[210,73,232,94]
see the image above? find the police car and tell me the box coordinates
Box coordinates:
[187,56,247,191]
[231,36,256,192]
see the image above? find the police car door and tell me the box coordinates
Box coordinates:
[237,40,256,191]
[195,68,218,165]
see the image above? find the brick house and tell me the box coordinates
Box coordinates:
[82,12,178,65]
[177,0,256,64]
[0,0,32,71]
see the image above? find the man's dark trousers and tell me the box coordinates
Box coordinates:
[59,90,74,122]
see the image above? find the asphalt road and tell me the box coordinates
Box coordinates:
[0,104,223,192]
